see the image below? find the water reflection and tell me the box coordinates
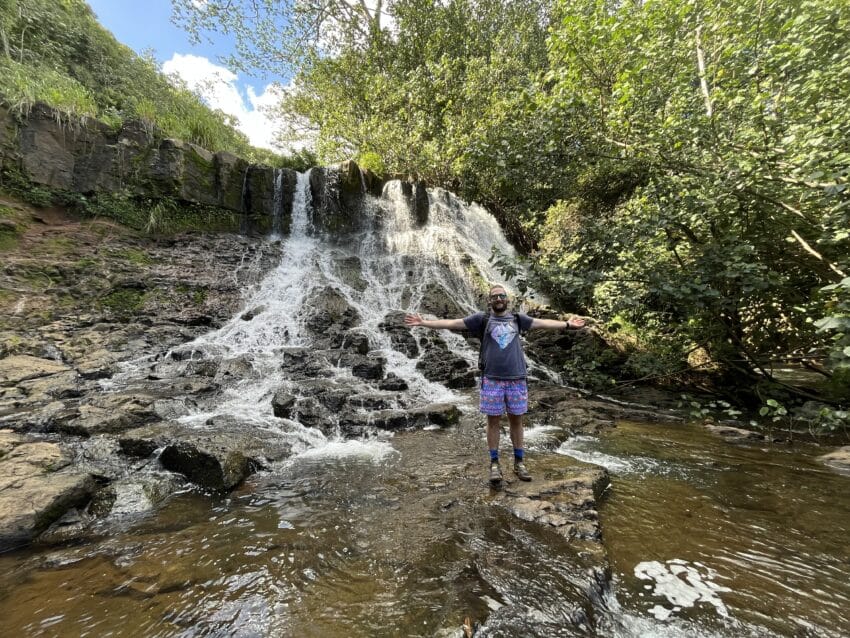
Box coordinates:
[1,421,848,636]
[589,421,850,637]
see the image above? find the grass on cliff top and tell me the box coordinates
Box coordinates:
[0,0,315,167]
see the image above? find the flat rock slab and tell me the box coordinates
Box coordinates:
[0,430,96,551]
[119,422,293,491]
[819,446,850,473]
[0,355,70,386]
[704,424,765,441]
[493,468,609,543]
[57,392,159,436]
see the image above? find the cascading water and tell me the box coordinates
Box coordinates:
[165,170,523,458]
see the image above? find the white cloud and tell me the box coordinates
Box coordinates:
[162,52,296,152]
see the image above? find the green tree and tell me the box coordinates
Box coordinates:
[538,0,849,396]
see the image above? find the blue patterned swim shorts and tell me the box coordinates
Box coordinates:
[479,377,528,416]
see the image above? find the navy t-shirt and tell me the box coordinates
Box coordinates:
[463,312,534,379]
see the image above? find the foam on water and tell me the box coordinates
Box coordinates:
[634,560,732,620]
[294,438,398,463]
[522,424,564,446]
[554,435,682,476]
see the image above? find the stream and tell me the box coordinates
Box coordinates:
[0,416,848,636]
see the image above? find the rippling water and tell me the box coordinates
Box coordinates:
[1,419,848,636]
[563,421,850,637]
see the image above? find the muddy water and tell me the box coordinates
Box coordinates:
[562,421,850,637]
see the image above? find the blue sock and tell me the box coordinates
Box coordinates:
[514,448,524,461]
[489,449,499,463]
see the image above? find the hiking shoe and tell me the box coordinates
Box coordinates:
[514,461,532,481]
[489,462,503,486]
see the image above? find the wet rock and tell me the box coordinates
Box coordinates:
[279,348,330,380]
[410,402,460,426]
[184,359,219,377]
[309,166,363,235]
[119,421,292,491]
[416,344,475,388]
[703,423,765,442]
[331,255,367,291]
[214,355,255,383]
[819,446,850,473]
[379,373,409,391]
[341,353,386,380]
[0,431,96,551]
[416,283,466,319]
[271,390,297,418]
[87,475,182,518]
[291,397,332,431]
[304,287,361,338]
[339,402,459,432]
[348,393,394,410]
[17,370,82,402]
[240,305,266,321]
[412,181,429,226]
[379,311,419,358]
[343,331,371,355]
[57,392,157,436]
[494,467,609,542]
[75,348,123,379]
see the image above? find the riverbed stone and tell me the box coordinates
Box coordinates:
[703,423,765,442]
[119,421,293,491]
[819,446,850,472]
[494,467,609,543]
[0,431,96,550]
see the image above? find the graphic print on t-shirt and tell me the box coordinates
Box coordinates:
[490,321,518,350]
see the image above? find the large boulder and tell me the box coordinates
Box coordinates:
[119,420,292,491]
[0,430,96,551]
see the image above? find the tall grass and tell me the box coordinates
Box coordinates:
[0,58,98,119]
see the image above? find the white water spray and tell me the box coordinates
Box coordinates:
[162,172,525,455]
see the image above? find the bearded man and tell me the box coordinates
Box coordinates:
[404,284,585,485]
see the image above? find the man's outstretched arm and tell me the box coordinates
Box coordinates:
[404,313,467,330]
[530,317,586,330]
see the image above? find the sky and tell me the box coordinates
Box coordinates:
[86,0,289,151]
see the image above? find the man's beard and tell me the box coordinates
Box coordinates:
[492,301,508,312]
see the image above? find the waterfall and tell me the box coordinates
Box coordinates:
[163,173,525,455]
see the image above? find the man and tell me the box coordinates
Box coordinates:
[404,284,586,485]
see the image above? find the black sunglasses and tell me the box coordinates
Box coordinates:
[489,293,508,300]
